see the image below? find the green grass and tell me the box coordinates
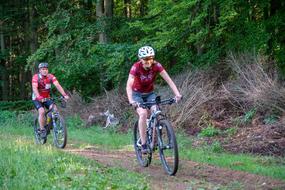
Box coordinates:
[177,133,285,181]
[68,126,133,149]
[184,147,285,179]
[0,134,148,190]
[1,111,285,182]
[0,111,149,190]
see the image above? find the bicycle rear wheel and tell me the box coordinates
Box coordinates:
[157,119,179,175]
[33,117,47,144]
[133,121,152,167]
[52,114,67,148]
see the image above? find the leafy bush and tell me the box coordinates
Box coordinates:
[23,0,285,100]
[0,111,33,126]
[224,127,238,136]
[242,109,256,124]
[210,141,224,153]
[263,115,278,125]
[0,101,33,111]
[0,111,16,124]
[66,114,85,129]
[198,125,220,137]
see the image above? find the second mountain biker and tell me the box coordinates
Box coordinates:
[32,62,69,138]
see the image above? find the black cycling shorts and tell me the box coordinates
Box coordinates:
[32,99,54,110]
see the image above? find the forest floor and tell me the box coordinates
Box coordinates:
[65,145,285,190]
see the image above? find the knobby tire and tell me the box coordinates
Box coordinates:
[53,115,67,149]
[133,121,152,167]
[33,118,47,144]
[157,119,179,175]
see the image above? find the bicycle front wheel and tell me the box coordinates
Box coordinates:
[52,114,67,148]
[157,119,179,175]
[133,121,152,167]
[33,117,47,145]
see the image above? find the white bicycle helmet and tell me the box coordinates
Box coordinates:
[138,46,155,59]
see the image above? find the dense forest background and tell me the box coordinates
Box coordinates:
[0,0,284,101]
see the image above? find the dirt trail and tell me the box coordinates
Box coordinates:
[65,145,285,190]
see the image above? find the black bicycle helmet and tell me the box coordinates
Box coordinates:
[38,62,48,69]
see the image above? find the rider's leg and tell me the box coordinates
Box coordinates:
[49,104,57,111]
[32,100,45,129]
[46,99,55,111]
[137,107,148,145]
[45,100,55,119]
[38,107,45,129]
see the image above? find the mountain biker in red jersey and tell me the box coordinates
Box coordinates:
[32,62,69,137]
[126,46,182,154]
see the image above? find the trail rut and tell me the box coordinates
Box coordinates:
[65,146,285,190]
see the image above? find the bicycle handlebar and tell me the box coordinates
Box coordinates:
[138,97,176,109]
[42,96,67,109]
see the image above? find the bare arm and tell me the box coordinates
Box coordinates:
[32,83,40,98]
[160,70,182,100]
[126,74,135,104]
[53,81,69,99]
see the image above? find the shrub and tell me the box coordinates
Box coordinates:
[198,125,220,137]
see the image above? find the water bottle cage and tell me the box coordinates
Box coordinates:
[46,116,51,124]
[53,112,59,117]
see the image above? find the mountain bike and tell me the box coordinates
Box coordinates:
[33,96,67,148]
[133,96,179,176]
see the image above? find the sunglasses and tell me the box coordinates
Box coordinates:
[143,57,154,61]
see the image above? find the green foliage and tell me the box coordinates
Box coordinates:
[198,125,221,137]
[210,141,224,153]
[224,127,238,136]
[263,115,278,125]
[242,108,256,124]
[0,111,16,124]
[27,1,138,98]
[66,114,85,128]
[0,101,33,111]
[23,0,285,100]
[0,111,33,127]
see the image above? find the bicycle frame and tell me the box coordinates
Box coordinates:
[134,96,179,175]
[44,98,61,131]
[33,96,67,148]
[146,106,163,147]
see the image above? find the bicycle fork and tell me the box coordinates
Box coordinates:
[157,124,172,150]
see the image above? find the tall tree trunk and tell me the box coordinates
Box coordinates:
[0,19,8,101]
[124,0,131,18]
[8,36,12,100]
[139,0,148,16]
[96,0,113,43]
[29,2,38,74]
[19,67,26,100]
[105,0,113,17]
[96,0,107,43]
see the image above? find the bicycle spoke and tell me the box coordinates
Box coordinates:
[53,115,67,149]
[133,121,152,167]
[157,120,179,176]
[33,118,47,145]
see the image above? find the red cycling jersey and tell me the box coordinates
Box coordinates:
[32,73,58,100]
[129,60,164,93]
